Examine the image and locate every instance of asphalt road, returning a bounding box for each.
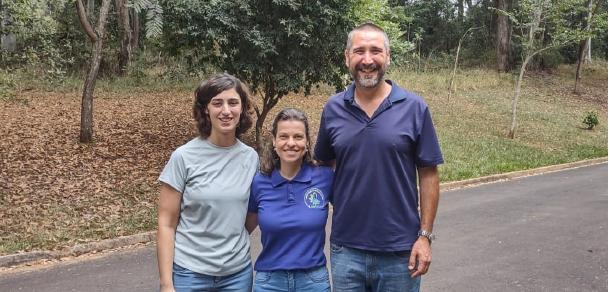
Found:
[0,163,606,292]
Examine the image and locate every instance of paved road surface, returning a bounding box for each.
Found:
[0,163,606,291]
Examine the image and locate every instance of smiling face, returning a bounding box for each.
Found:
[206,88,243,139]
[273,120,308,167]
[345,30,391,88]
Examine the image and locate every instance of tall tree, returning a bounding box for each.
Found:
[163,0,354,150]
[86,0,94,18]
[458,0,464,22]
[496,0,511,72]
[574,0,603,93]
[0,0,16,52]
[500,0,591,138]
[116,0,132,75]
[130,10,139,49]
[76,0,112,143]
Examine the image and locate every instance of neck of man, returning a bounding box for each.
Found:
[278,161,302,180]
[354,80,392,104]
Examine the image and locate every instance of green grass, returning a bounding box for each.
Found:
[387,67,608,182]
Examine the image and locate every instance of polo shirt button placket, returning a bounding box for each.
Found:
[288,183,294,202]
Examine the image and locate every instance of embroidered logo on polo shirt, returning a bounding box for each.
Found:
[304,188,325,209]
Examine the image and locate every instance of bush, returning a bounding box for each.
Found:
[0,71,19,101]
[582,110,600,130]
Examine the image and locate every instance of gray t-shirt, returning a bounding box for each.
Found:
[159,137,259,276]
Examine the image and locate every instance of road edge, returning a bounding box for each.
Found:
[1,157,607,268]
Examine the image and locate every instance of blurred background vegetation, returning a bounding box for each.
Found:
[0,0,606,95]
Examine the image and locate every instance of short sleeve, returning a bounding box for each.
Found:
[314,108,335,162]
[414,107,444,167]
[158,150,187,193]
[248,176,259,213]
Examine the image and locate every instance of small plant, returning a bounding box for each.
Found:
[0,71,19,101]
[582,110,600,130]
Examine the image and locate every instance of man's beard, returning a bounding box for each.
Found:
[351,63,386,88]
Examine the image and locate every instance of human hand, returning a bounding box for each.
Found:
[408,236,432,278]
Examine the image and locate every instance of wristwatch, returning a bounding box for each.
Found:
[418,230,436,244]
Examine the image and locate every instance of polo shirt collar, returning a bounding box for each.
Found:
[271,164,313,187]
[344,80,407,103]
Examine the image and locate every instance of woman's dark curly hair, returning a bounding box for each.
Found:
[192,73,254,139]
[260,108,319,176]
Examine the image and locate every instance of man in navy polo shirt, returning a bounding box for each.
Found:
[315,23,444,292]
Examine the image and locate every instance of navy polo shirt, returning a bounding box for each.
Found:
[248,164,334,271]
[315,80,444,252]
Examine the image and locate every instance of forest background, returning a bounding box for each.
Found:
[0,0,607,255]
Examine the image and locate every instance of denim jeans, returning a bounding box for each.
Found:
[172,262,253,292]
[330,243,421,292]
[253,265,331,292]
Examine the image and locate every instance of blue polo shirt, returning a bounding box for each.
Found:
[315,80,444,252]
[248,164,333,271]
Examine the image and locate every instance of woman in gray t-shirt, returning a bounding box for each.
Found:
[157,73,259,292]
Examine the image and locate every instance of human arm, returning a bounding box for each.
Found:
[245,213,258,234]
[157,183,182,292]
[409,165,440,278]
[321,159,336,170]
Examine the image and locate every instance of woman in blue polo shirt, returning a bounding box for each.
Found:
[246,108,333,292]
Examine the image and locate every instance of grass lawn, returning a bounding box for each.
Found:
[0,63,607,255]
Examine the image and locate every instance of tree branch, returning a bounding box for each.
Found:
[76,0,98,42]
[96,0,113,34]
[527,41,570,62]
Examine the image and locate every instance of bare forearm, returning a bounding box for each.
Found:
[157,183,182,290]
[157,225,176,289]
[418,166,440,232]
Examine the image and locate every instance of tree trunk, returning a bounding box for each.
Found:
[574,0,603,93]
[574,39,588,93]
[131,10,139,49]
[584,0,592,63]
[508,57,529,139]
[509,5,541,139]
[255,116,265,153]
[255,104,272,152]
[0,2,16,53]
[496,0,510,72]
[116,0,132,76]
[254,77,282,152]
[86,0,94,18]
[77,0,112,143]
[490,0,498,39]
[80,40,104,143]
[458,0,464,22]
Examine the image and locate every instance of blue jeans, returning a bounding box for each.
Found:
[172,262,253,292]
[330,243,421,292]
[253,265,331,292]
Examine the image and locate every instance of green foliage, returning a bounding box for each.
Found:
[0,0,88,79]
[582,110,600,129]
[504,0,592,55]
[401,0,462,56]
[127,0,163,38]
[0,71,19,100]
[161,0,355,103]
[348,0,414,65]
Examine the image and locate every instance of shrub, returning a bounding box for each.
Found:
[0,71,19,101]
[582,110,600,130]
